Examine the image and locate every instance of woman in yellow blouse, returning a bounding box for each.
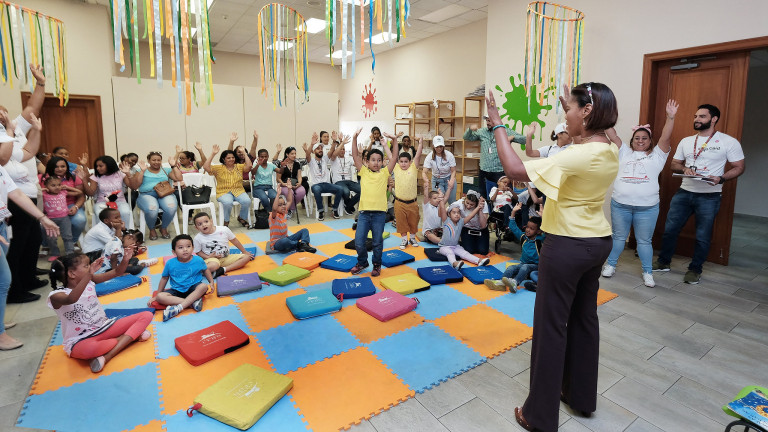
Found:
[202,144,253,227]
[487,83,619,432]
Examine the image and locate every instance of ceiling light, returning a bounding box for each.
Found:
[326,50,353,59]
[418,4,470,23]
[364,32,394,45]
[298,18,326,34]
[267,41,295,50]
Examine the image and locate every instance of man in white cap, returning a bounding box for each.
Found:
[303,139,343,221]
[464,115,526,199]
[524,122,572,158]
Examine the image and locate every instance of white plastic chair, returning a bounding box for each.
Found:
[90,193,135,230]
[177,173,217,234]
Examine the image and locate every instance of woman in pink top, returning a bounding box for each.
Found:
[79,155,133,225]
[41,156,87,241]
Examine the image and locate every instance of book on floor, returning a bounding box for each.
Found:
[727,389,768,428]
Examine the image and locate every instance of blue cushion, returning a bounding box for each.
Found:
[320,254,357,272]
[417,265,464,285]
[460,266,503,285]
[94,275,143,296]
[285,289,342,319]
[424,248,449,262]
[381,250,415,268]
[103,307,155,319]
[332,277,376,299]
[229,246,258,256]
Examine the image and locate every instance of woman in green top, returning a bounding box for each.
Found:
[487,83,619,432]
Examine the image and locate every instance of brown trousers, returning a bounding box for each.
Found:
[522,234,611,432]
[394,200,419,235]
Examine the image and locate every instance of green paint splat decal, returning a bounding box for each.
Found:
[496,74,555,150]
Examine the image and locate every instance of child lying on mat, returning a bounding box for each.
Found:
[193,212,255,279]
[438,192,490,269]
[268,193,316,253]
[485,205,544,293]
[150,234,214,322]
[48,249,153,373]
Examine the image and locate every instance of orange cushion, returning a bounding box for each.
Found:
[282,252,328,270]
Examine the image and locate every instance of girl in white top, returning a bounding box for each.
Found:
[524,122,572,158]
[602,99,679,287]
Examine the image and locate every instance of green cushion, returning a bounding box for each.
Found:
[368,231,390,239]
[260,264,311,286]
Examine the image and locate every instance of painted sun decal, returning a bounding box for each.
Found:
[362,82,377,118]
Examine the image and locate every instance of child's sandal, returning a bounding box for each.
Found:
[90,356,106,373]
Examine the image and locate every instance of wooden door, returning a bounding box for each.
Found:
[20,93,104,163]
[648,51,750,265]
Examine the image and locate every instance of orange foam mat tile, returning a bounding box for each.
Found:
[597,289,618,306]
[335,304,426,344]
[297,267,345,287]
[100,280,154,306]
[448,279,508,302]
[238,288,306,333]
[225,255,278,276]
[337,228,356,238]
[433,304,533,358]
[30,327,157,395]
[295,222,334,235]
[157,337,272,415]
[473,252,513,266]
[234,232,255,246]
[317,241,355,260]
[127,419,165,432]
[151,291,234,322]
[287,346,415,432]
[376,265,418,281]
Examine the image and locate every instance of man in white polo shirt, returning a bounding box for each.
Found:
[653,104,745,284]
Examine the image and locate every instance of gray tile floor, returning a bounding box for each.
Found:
[1,213,766,432]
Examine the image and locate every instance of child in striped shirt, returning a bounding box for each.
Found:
[268,193,316,253]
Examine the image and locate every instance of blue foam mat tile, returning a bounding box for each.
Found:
[245,229,272,243]
[301,280,334,293]
[146,243,171,259]
[154,304,250,359]
[404,285,478,320]
[485,289,536,326]
[228,284,307,303]
[366,323,486,393]
[104,307,156,319]
[405,258,446,270]
[320,219,353,230]
[265,250,297,266]
[49,322,62,346]
[164,395,309,432]
[493,260,519,273]
[103,296,154,311]
[256,314,360,374]
[302,230,352,247]
[382,234,401,249]
[17,363,161,432]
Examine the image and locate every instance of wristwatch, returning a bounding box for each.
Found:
[718,177,725,184]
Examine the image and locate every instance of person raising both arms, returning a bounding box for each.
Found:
[463,115,526,199]
[524,122,573,159]
[202,144,253,228]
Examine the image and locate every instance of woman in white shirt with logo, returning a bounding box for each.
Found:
[602,100,678,287]
[422,136,457,202]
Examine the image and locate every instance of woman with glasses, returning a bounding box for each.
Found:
[125,152,183,240]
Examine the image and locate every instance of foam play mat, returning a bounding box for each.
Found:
[18,219,618,432]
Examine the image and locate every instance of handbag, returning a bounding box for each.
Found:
[252,208,269,229]
[182,185,212,204]
[153,180,174,198]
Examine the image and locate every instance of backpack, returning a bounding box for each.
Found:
[252,208,269,229]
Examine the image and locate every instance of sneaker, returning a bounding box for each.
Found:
[301,243,317,253]
[139,330,152,341]
[318,211,325,221]
[521,280,537,292]
[601,265,615,278]
[212,268,226,279]
[478,257,490,266]
[452,261,464,270]
[684,270,701,284]
[163,304,183,322]
[652,260,670,272]
[192,297,204,312]
[642,272,655,287]
[344,206,356,215]
[484,279,507,291]
[400,236,408,249]
[409,237,420,247]
[287,210,294,219]
[371,265,381,277]
[350,264,367,275]
[333,210,341,219]
[502,277,518,293]
[138,258,159,267]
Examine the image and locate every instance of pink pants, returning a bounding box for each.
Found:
[280,186,306,211]
[439,245,480,265]
[70,311,153,360]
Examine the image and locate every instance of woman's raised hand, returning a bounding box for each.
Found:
[229,132,238,142]
[138,160,148,171]
[194,141,203,151]
[119,161,131,174]
[311,132,319,145]
[253,130,259,141]
[525,122,537,138]
[331,130,338,142]
[29,113,42,131]
[175,144,183,154]
[211,144,220,155]
[354,126,363,136]
[485,91,503,127]
[275,143,282,154]
[559,83,571,111]
[168,155,178,167]
[666,99,679,119]
[79,153,89,166]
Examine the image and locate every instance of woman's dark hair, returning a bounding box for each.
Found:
[550,131,558,141]
[49,253,88,290]
[51,146,68,155]
[45,156,74,181]
[465,193,479,204]
[93,155,119,177]
[320,131,329,139]
[365,149,383,161]
[181,151,196,162]
[570,82,618,132]
[283,147,296,159]
[371,126,381,134]
[232,146,247,163]
[398,152,412,161]
[219,150,236,164]
[120,152,138,162]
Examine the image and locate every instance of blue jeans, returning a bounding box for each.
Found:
[0,222,11,334]
[657,189,721,273]
[431,176,456,203]
[503,263,538,284]
[217,192,251,222]
[607,199,660,273]
[311,182,343,212]
[355,211,386,267]
[273,228,310,252]
[335,180,361,209]
[252,184,277,212]
[137,191,178,229]
[69,205,87,240]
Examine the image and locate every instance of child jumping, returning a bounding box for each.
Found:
[193,212,254,278]
[153,234,214,321]
[485,204,545,293]
[268,193,317,253]
[392,136,424,249]
[350,126,399,276]
[438,191,490,269]
[42,175,80,257]
[48,250,153,373]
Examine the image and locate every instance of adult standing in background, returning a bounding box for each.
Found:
[329,133,359,215]
[463,115,526,199]
[524,122,572,158]
[422,136,457,203]
[489,83,619,432]
[653,104,745,284]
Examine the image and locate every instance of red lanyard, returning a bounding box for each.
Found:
[692,132,716,166]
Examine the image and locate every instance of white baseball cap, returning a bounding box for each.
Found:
[554,123,567,135]
[433,135,445,147]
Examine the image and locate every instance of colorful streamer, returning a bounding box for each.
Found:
[257,3,309,108]
[523,2,583,113]
[0,1,68,105]
[109,0,215,115]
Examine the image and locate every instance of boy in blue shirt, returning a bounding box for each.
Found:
[150,234,214,321]
[485,203,545,293]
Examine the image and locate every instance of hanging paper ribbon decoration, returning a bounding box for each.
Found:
[0,1,69,105]
[523,2,583,113]
[257,3,309,108]
[109,0,215,115]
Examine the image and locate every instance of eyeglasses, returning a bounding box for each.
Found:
[586,83,594,106]
[149,151,162,156]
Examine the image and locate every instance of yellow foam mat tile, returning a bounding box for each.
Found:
[100,279,153,306]
[335,304,426,344]
[337,228,356,238]
[448,279,508,302]
[433,304,533,358]
[287,347,414,432]
[376,265,417,282]
[597,288,618,305]
[157,337,272,415]
[238,289,306,333]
